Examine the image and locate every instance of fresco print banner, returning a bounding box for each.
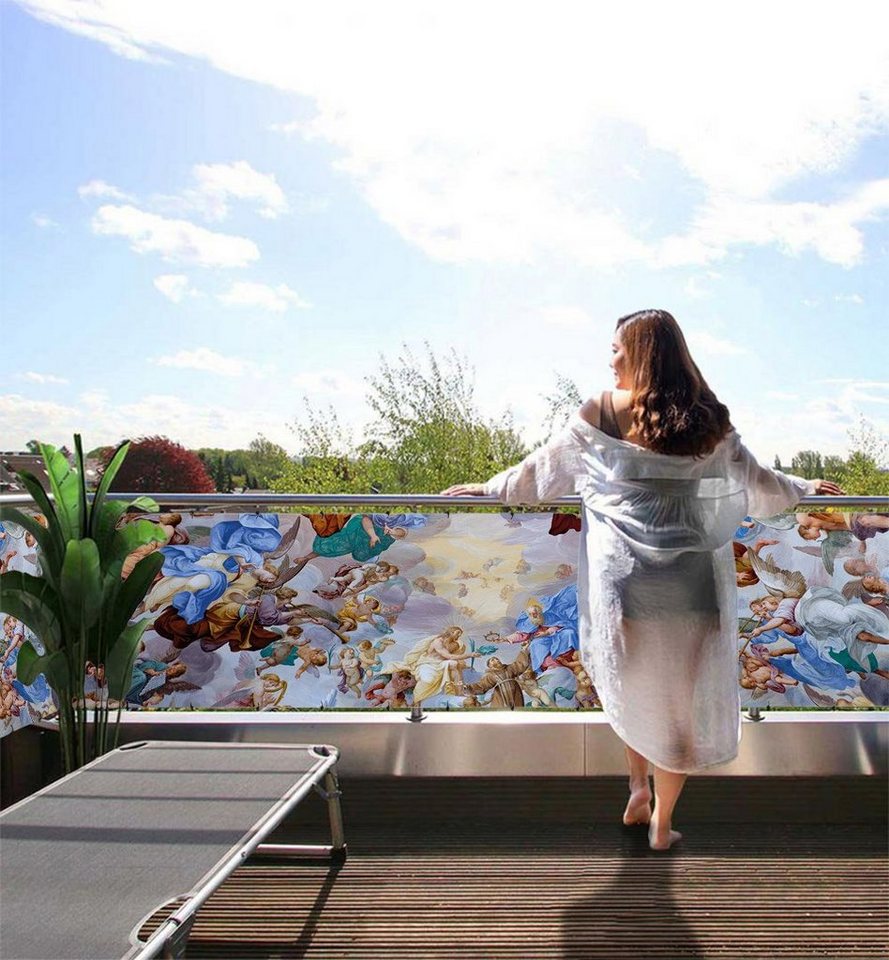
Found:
[2,507,888,736]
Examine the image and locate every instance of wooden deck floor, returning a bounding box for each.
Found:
[149,778,889,960]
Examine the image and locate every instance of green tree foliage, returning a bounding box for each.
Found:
[784,418,888,495]
[790,450,824,479]
[841,418,889,496]
[247,435,291,489]
[196,436,291,491]
[273,344,528,494]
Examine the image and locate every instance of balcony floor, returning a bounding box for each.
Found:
[137,777,887,959]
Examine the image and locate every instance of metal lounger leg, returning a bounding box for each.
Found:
[323,767,347,864]
[254,763,347,864]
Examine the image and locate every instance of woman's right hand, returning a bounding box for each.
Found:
[441,483,487,496]
[812,479,844,496]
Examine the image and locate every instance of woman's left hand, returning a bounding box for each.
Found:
[812,479,845,496]
[441,483,487,496]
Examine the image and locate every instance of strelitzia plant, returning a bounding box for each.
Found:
[0,435,165,773]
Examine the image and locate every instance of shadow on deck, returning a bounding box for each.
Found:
[139,776,887,960]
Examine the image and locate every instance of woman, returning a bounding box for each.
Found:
[444,309,842,850]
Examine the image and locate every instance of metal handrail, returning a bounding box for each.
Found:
[1,491,887,509]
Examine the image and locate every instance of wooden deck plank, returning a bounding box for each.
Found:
[135,778,887,960]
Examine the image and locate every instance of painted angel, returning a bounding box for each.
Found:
[741,540,807,641]
[212,653,287,709]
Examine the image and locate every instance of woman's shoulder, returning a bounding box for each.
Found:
[577,390,630,428]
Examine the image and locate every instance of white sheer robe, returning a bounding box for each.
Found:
[485,416,815,773]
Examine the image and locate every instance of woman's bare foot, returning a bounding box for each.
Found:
[648,820,682,851]
[623,783,652,826]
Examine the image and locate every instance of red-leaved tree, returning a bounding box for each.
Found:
[100,436,216,493]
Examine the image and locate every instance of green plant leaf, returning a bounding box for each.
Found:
[40,443,82,542]
[107,550,164,644]
[128,496,161,512]
[92,500,129,570]
[0,572,63,651]
[16,641,69,690]
[105,620,148,701]
[60,538,103,630]
[0,507,62,588]
[89,440,130,540]
[109,517,167,568]
[13,469,65,556]
[74,434,89,539]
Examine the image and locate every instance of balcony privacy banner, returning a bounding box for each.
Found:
[1,509,887,736]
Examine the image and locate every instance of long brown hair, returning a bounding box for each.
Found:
[615,309,731,457]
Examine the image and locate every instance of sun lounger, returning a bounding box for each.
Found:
[0,740,346,959]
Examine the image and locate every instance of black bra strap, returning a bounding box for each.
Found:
[598,391,622,439]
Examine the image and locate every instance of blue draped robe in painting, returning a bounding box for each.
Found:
[514,584,580,673]
[159,514,282,625]
[312,513,426,562]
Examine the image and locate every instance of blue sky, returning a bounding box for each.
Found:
[2,1,888,463]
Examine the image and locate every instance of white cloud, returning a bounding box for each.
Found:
[658,181,889,268]
[30,213,60,229]
[0,391,294,452]
[186,161,288,221]
[834,293,864,304]
[685,331,748,357]
[153,273,199,303]
[78,179,136,202]
[218,280,310,312]
[154,348,254,376]
[16,1,889,270]
[91,204,259,268]
[22,371,69,385]
[733,380,889,463]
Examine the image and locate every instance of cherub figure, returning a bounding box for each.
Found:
[516,668,553,707]
[744,596,804,640]
[313,560,399,601]
[356,637,396,674]
[120,512,189,581]
[739,540,808,642]
[214,656,288,709]
[574,669,599,709]
[139,663,198,707]
[1,616,25,667]
[331,647,365,697]
[336,595,392,635]
[364,669,416,708]
[739,642,800,694]
[0,667,26,725]
[256,628,306,672]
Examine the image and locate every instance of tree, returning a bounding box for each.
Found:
[246,435,291,489]
[363,343,527,492]
[790,450,823,479]
[841,418,889,496]
[99,436,215,493]
[274,344,528,494]
[273,403,380,494]
[783,419,888,495]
